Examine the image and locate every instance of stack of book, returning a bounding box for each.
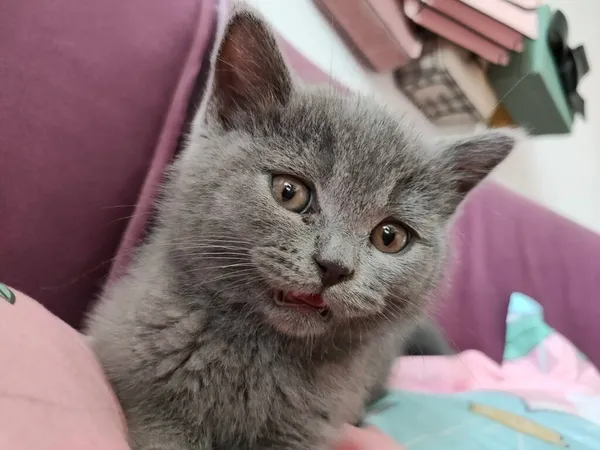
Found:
[394,38,501,130]
[397,4,589,135]
[314,0,424,71]
[314,0,543,71]
[315,1,589,135]
[403,0,542,65]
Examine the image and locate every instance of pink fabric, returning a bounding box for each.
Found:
[0,289,129,449]
[389,346,600,418]
[367,315,600,447]
[336,426,404,450]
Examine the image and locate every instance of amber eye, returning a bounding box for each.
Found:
[271,175,312,213]
[370,221,410,253]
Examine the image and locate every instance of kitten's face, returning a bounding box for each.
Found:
[172,96,451,337]
[163,10,517,338]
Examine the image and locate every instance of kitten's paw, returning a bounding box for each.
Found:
[336,425,404,450]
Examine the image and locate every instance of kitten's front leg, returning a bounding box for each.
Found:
[130,435,191,450]
[248,440,330,450]
[133,436,330,450]
[132,435,218,450]
[134,424,332,450]
[249,417,336,450]
[130,438,192,450]
[127,419,204,450]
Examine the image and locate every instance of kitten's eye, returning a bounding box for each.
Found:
[370,221,409,253]
[271,175,311,213]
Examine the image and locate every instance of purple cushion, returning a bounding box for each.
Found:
[0,0,218,327]
[437,182,600,367]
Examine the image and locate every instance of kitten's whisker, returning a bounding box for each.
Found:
[40,255,118,290]
[100,204,143,210]
[169,244,252,252]
[193,269,257,286]
[194,256,250,261]
[202,263,255,271]
[168,233,254,240]
[167,240,254,248]
[187,250,250,255]
[186,273,252,288]
[169,252,250,259]
[167,253,240,262]
[173,234,253,244]
[179,233,255,240]
[490,71,532,118]
[221,276,264,294]
[107,214,138,226]
[169,241,250,250]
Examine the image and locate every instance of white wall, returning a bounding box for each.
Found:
[494,0,600,233]
[247,0,600,233]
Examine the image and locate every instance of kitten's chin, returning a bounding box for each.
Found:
[262,291,332,338]
[264,309,330,338]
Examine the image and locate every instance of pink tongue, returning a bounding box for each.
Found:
[287,293,326,308]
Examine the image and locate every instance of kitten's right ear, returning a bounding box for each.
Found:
[433,128,522,213]
[199,6,293,128]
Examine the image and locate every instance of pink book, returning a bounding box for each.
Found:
[366,0,423,59]
[422,0,524,52]
[315,0,423,71]
[458,0,538,39]
[404,0,510,66]
[506,0,544,10]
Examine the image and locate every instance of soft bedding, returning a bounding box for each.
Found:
[1,285,597,449]
[365,293,600,449]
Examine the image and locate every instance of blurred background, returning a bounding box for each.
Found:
[247,0,600,234]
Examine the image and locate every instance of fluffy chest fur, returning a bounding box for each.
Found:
[90,269,395,450]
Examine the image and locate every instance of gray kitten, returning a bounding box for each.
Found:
[87,7,518,450]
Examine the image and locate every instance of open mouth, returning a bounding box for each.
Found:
[273,291,330,318]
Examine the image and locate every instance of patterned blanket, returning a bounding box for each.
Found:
[364,293,600,449]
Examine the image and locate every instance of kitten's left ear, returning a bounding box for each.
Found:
[436,128,522,202]
[200,6,293,128]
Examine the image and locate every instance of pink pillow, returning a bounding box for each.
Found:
[0,285,129,449]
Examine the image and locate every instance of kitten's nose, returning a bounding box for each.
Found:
[314,256,354,287]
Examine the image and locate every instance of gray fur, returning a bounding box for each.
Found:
[86,6,519,450]
[402,317,455,357]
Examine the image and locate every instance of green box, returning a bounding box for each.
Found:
[488,6,573,135]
